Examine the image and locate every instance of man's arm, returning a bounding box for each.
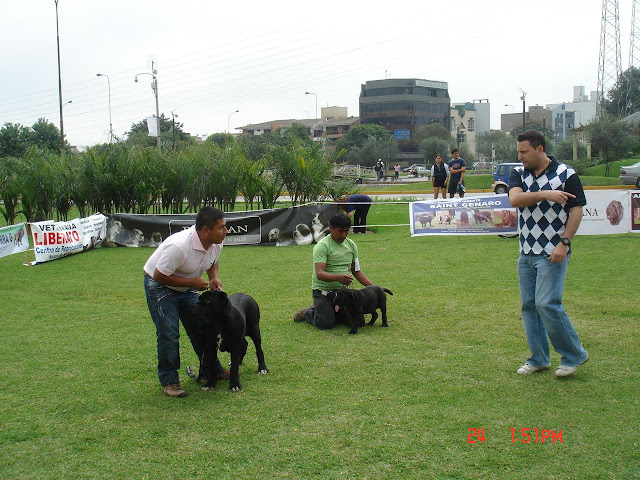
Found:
[206,262,222,290]
[549,206,583,263]
[509,187,576,208]
[351,264,373,287]
[153,269,209,290]
[315,262,353,286]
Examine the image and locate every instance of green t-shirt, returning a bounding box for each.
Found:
[311,234,359,291]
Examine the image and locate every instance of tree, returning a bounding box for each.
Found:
[585,115,636,176]
[335,124,392,152]
[476,130,517,162]
[334,124,396,166]
[126,113,193,148]
[419,138,450,164]
[413,123,450,144]
[0,122,31,157]
[604,66,640,117]
[30,118,64,153]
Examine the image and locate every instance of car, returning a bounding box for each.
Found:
[473,161,491,170]
[402,164,429,176]
[619,161,640,188]
[491,162,522,194]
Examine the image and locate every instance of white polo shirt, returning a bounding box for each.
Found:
[143,225,223,292]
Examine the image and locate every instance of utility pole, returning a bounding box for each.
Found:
[54,0,65,152]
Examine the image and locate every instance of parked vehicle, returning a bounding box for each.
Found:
[619,161,640,188]
[402,164,429,176]
[491,162,522,194]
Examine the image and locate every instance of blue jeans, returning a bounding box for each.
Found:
[144,275,222,386]
[517,254,588,367]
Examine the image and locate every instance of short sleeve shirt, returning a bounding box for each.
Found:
[448,158,466,183]
[311,235,358,291]
[343,194,372,213]
[508,155,586,256]
[143,225,223,292]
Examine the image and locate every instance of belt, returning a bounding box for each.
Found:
[313,289,340,297]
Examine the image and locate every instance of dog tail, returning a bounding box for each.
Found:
[383,288,393,296]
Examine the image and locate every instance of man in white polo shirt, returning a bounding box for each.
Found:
[143,206,229,397]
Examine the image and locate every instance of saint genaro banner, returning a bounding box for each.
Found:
[104,203,339,248]
[410,190,638,237]
[0,223,29,259]
[29,214,107,264]
[410,195,517,236]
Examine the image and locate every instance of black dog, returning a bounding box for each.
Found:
[334,285,393,334]
[193,290,268,391]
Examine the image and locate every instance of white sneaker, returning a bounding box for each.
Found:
[517,363,550,375]
[555,355,589,377]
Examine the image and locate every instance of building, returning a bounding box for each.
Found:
[546,87,597,141]
[449,101,491,157]
[501,105,552,133]
[237,106,359,144]
[359,78,451,161]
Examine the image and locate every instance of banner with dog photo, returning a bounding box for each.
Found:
[29,214,107,265]
[631,191,640,232]
[410,194,517,236]
[105,203,339,248]
[0,223,29,259]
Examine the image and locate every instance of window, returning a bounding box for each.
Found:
[468,118,475,132]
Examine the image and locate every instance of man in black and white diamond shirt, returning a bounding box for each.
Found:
[508,130,589,378]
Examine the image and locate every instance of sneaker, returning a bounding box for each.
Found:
[216,369,230,380]
[294,308,309,323]
[162,383,187,398]
[517,363,550,375]
[555,355,589,377]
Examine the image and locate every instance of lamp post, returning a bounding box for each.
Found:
[305,91,318,137]
[54,0,65,152]
[96,73,113,143]
[505,104,515,131]
[227,109,239,135]
[171,109,178,150]
[520,90,527,133]
[62,100,72,109]
[456,122,466,148]
[135,60,160,147]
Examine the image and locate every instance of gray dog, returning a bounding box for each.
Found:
[333,285,393,334]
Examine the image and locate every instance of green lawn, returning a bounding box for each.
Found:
[0,204,638,479]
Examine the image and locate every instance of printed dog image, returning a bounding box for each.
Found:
[333,285,394,335]
[473,209,493,224]
[293,223,313,245]
[14,227,25,246]
[419,213,434,227]
[606,200,623,226]
[496,210,516,228]
[311,213,328,242]
[193,290,268,392]
[459,210,470,227]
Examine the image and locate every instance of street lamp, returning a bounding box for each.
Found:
[135,60,160,147]
[227,109,239,135]
[96,73,113,143]
[171,108,178,150]
[505,103,515,131]
[305,91,318,136]
[520,89,527,132]
[54,0,65,152]
[62,100,72,109]
[456,122,466,148]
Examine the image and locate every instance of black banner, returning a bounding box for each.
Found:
[105,204,339,247]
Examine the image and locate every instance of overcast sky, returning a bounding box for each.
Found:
[0,0,629,148]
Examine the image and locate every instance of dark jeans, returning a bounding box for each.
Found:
[305,289,347,329]
[144,275,222,386]
[352,205,370,234]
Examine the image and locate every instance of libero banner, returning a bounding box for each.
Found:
[0,223,29,259]
[29,214,107,264]
[105,203,339,247]
[410,190,637,237]
[410,194,517,236]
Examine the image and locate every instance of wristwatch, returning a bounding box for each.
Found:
[560,237,571,247]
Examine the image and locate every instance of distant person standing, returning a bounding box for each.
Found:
[447,148,466,198]
[338,193,372,234]
[394,163,401,181]
[374,160,382,180]
[430,154,449,199]
[508,130,589,378]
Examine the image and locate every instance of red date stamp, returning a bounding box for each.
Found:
[467,428,563,444]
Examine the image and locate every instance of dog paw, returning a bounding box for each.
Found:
[382,324,389,327]
[230,386,242,392]
[258,368,269,374]
[202,386,215,391]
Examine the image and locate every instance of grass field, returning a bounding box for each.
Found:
[1,204,638,479]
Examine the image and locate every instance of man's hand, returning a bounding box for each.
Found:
[191,277,210,291]
[337,274,353,286]
[550,243,569,263]
[209,278,222,290]
[545,190,576,204]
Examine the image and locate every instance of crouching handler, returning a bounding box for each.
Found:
[143,206,229,398]
[293,213,374,329]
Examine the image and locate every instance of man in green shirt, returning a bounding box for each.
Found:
[294,214,374,329]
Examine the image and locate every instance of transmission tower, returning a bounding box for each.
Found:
[624,0,640,115]
[597,0,622,116]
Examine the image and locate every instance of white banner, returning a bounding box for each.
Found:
[0,223,29,258]
[30,214,107,265]
[576,190,631,235]
[147,116,158,137]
